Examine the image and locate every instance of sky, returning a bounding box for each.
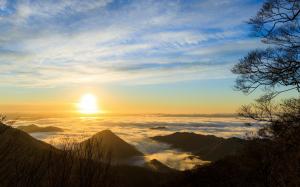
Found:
[0,0,267,114]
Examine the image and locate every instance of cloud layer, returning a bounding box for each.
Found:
[13,115,259,170]
[0,0,262,87]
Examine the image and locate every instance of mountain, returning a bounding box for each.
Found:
[0,123,59,186]
[0,123,56,156]
[0,123,169,187]
[144,159,175,173]
[151,132,246,161]
[149,126,168,130]
[17,124,63,133]
[79,130,143,161]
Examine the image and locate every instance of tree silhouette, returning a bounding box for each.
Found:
[230,1,300,185]
[232,0,300,96]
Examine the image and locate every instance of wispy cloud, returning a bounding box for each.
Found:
[0,0,6,10]
[0,0,263,87]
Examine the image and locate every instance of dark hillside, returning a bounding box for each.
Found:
[152,132,246,161]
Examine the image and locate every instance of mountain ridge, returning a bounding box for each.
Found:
[17,124,64,133]
[151,132,246,161]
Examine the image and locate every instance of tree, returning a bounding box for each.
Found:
[232,0,300,96]
[231,0,300,140]
[238,96,300,138]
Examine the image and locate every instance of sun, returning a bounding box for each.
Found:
[77,93,100,114]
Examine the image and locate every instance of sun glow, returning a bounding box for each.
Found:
[77,93,99,114]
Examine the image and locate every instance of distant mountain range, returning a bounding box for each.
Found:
[17,124,64,133]
[4,122,246,163]
[151,132,246,161]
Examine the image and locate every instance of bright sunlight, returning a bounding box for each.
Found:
[77,93,99,114]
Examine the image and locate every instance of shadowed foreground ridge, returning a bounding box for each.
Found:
[0,122,57,155]
[0,123,114,187]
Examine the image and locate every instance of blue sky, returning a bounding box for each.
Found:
[0,0,266,114]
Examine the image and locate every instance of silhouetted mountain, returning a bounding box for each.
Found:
[79,130,143,161]
[0,123,59,186]
[3,123,285,187]
[144,159,175,173]
[0,123,171,187]
[17,124,63,133]
[166,133,300,187]
[149,126,168,130]
[0,123,56,155]
[151,132,246,161]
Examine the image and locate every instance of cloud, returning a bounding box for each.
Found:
[7,0,112,21]
[145,150,207,170]
[0,0,6,10]
[0,0,263,87]
[13,115,258,169]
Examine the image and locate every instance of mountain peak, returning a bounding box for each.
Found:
[80,129,143,160]
[94,129,115,137]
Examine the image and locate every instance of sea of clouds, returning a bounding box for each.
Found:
[12,115,258,170]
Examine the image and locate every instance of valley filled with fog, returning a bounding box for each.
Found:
[12,114,258,170]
